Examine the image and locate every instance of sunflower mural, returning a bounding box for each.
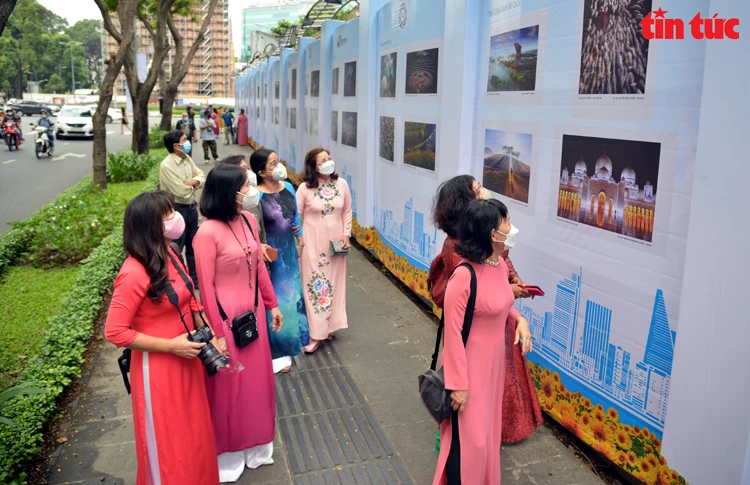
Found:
[528,363,687,485]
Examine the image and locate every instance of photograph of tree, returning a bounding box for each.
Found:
[405,48,439,95]
[292,69,297,99]
[342,111,358,148]
[483,129,532,203]
[403,121,437,171]
[578,0,652,95]
[344,61,357,97]
[379,116,395,161]
[311,70,320,97]
[557,134,661,242]
[331,111,338,142]
[380,52,397,98]
[487,26,539,92]
[332,67,339,95]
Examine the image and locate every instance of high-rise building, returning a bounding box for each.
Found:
[241,0,317,62]
[102,0,235,100]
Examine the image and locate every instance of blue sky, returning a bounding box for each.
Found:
[485,129,533,162]
[489,25,539,58]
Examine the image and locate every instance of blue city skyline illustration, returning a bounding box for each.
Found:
[374,193,437,269]
[340,165,357,219]
[519,268,675,436]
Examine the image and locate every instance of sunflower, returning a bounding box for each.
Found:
[614,430,632,449]
[653,436,662,448]
[633,425,641,434]
[561,414,582,437]
[657,469,673,485]
[544,401,554,412]
[642,426,651,437]
[540,375,556,399]
[607,407,619,420]
[592,440,616,461]
[594,409,606,423]
[648,456,658,468]
[559,401,575,418]
[623,424,632,433]
[579,412,593,427]
[615,451,628,466]
[596,403,605,412]
[552,372,560,383]
[658,455,666,466]
[627,452,637,465]
[640,460,652,473]
[591,422,610,443]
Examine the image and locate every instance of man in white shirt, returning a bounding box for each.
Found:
[198,109,219,164]
[159,130,206,285]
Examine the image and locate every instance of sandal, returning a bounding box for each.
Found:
[304,341,320,354]
[280,365,291,374]
[326,334,334,341]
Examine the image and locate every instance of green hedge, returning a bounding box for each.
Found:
[0,154,164,482]
[0,229,126,482]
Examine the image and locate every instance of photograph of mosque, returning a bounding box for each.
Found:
[579,0,652,95]
[557,134,661,242]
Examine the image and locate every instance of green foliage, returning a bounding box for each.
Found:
[0,229,127,483]
[271,19,295,36]
[149,125,169,149]
[45,73,65,94]
[107,151,159,183]
[0,267,79,391]
[0,383,45,427]
[0,229,32,281]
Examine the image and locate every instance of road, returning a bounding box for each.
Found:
[0,114,177,234]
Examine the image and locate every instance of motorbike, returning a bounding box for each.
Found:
[3,120,20,151]
[32,125,53,158]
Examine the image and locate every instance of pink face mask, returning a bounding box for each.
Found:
[163,212,185,240]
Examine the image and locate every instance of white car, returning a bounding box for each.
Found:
[88,105,123,124]
[56,106,94,140]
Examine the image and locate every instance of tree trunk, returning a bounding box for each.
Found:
[131,90,151,154]
[159,83,178,131]
[0,0,19,38]
[92,72,115,189]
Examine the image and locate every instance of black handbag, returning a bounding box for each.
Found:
[418,263,477,423]
[217,214,260,348]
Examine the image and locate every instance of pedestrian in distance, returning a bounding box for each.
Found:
[199,109,219,164]
[121,107,131,135]
[432,198,533,485]
[237,109,248,146]
[193,164,284,483]
[222,109,235,145]
[176,111,198,157]
[158,130,205,288]
[104,191,220,485]
[296,148,352,354]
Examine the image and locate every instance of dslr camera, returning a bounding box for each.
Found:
[189,325,228,377]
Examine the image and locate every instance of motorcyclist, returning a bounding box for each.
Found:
[2,108,23,142]
[33,108,55,152]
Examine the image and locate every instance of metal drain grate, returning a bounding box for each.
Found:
[276,342,413,485]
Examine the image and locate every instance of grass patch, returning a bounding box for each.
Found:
[0,266,79,391]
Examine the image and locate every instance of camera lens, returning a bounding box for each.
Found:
[188,326,226,377]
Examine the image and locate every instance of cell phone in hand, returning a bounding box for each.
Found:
[520,285,545,297]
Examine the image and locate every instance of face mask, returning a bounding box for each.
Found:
[271,163,287,181]
[482,187,494,200]
[163,212,185,240]
[237,186,260,210]
[495,224,519,250]
[247,170,258,187]
[41,115,47,119]
[180,140,191,154]
[318,160,335,175]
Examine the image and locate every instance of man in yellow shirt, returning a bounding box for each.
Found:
[159,130,206,286]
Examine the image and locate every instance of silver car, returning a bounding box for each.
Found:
[56,106,94,140]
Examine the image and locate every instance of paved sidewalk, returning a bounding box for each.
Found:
[44,244,603,485]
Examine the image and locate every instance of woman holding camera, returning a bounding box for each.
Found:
[105,191,219,485]
[193,164,284,483]
[296,148,352,354]
[432,199,533,485]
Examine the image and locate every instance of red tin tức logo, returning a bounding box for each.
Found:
[640,8,740,40]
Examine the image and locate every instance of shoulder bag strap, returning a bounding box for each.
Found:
[428,262,478,370]
[240,214,260,312]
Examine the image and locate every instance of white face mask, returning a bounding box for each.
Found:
[318,160,335,175]
[247,170,258,187]
[271,163,287,181]
[237,186,260,210]
[494,224,519,250]
[482,187,494,200]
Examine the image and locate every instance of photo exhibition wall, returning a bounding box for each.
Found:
[236,1,750,484]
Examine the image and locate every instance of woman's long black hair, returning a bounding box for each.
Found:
[455,199,508,263]
[200,164,247,222]
[123,191,174,300]
[432,175,476,239]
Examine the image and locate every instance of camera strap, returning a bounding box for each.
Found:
[216,214,260,326]
[166,249,210,334]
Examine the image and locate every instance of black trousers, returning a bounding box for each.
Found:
[446,409,461,484]
[173,202,199,287]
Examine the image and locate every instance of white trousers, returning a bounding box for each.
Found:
[217,442,273,483]
[272,356,292,374]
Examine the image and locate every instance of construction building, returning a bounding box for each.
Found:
[102,0,235,101]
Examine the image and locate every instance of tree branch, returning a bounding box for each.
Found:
[94,0,122,43]
[169,0,219,85]
[165,8,184,77]
[137,11,156,39]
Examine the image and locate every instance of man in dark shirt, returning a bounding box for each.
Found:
[175,111,197,157]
